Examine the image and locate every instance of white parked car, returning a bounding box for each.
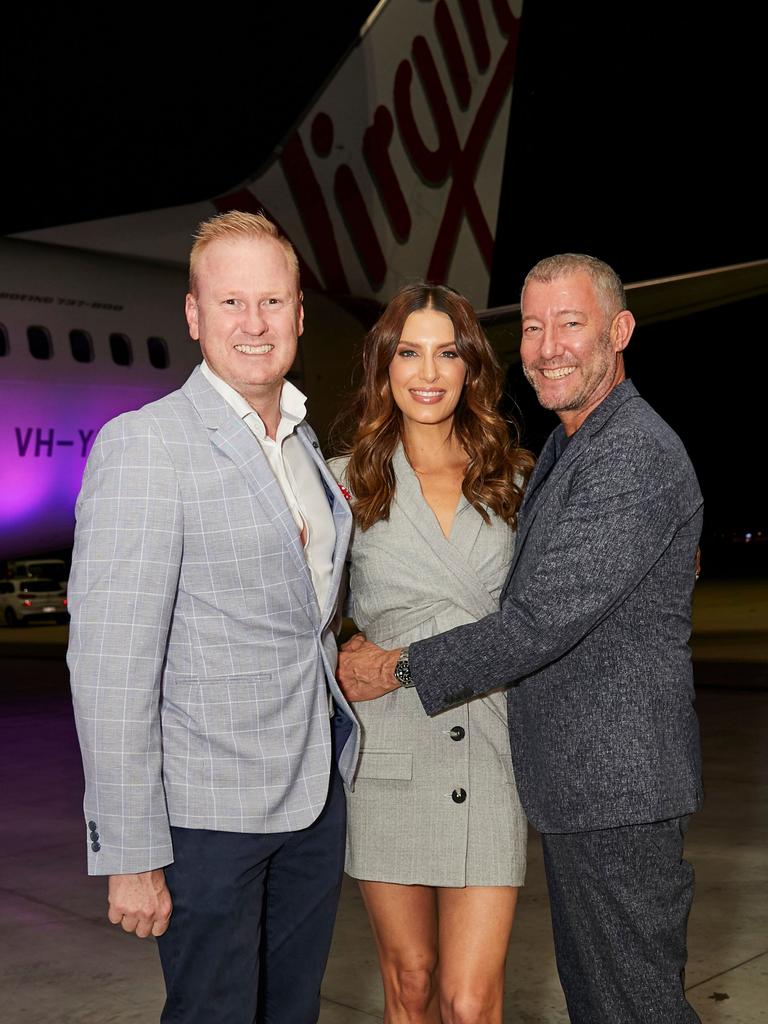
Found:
[6,559,69,591]
[0,578,69,626]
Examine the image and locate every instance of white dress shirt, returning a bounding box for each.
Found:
[201,361,335,612]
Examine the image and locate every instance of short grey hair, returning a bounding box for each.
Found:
[522,254,627,320]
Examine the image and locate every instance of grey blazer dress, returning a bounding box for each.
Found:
[330,446,527,887]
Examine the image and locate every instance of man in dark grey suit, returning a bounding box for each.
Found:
[339,254,703,1023]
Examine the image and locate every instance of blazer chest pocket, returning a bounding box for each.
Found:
[164,673,274,732]
[356,751,412,781]
[169,672,273,687]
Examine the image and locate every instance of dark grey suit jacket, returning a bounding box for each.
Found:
[409,381,704,833]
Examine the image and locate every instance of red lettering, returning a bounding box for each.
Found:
[491,0,515,36]
[280,133,350,294]
[427,16,520,283]
[334,165,387,290]
[395,27,518,284]
[311,113,334,157]
[436,1,472,109]
[459,0,490,71]
[394,45,454,186]
[363,107,412,242]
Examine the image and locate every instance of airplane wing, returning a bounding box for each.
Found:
[478,258,768,365]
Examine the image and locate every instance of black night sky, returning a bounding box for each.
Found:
[2,0,765,561]
[488,1,765,560]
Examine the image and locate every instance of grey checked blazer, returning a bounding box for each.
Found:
[410,381,704,833]
[68,366,357,875]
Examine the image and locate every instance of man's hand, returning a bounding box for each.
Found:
[337,634,402,701]
[108,869,173,938]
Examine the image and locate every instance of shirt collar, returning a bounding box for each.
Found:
[201,360,308,442]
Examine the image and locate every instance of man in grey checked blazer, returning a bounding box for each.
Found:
[69,212,357,1023]
[339,255,703,1023]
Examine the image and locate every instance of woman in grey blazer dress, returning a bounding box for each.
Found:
[330,283,533,1024]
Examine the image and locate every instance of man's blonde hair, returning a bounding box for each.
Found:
[188,211,300,293]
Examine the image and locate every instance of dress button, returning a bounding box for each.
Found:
[91,842,101,852]
[449,726,465,741]
[451,788,467,803]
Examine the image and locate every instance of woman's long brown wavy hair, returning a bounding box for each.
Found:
[339,283,534,531]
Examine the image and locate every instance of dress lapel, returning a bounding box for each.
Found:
[392,445,499,618]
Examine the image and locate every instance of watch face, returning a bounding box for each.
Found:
[394,651,413,687]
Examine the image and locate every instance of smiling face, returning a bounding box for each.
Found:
[520,271,635,434]
[185,235,303,406]
[388,308,467,430]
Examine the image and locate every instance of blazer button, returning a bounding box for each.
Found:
[449,726,465,741]
[451,788,467,803]
[88,820,97,830]
[90,831,99,842]
[91,842,101,852]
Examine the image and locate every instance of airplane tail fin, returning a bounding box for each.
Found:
[17,0,524,308]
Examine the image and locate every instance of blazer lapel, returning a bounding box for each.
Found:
[182,366,355,626]
[502,379,642,593]
[507,426,565,578]
[520,429,559,515]
[182,367,309,582]
[296,423,353,626]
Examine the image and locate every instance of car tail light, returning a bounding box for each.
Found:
[63,598,68,607]
[22,599,33,607]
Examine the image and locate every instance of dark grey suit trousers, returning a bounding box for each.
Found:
[541,817,700,1024]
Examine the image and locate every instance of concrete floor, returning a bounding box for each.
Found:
[1,582,766,1022]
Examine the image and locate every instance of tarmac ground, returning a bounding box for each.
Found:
[1,578,766,1022]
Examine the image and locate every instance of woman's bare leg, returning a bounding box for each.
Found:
[358,880,441,1023]
[436,886,519,1024]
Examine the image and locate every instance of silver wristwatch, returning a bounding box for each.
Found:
[393,646,415,687]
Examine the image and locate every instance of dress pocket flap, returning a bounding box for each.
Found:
[356,750,413,781]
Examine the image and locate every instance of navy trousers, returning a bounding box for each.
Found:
[541,817,700,1024]
[157,757,346,1024]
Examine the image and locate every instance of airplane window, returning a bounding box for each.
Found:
[0,323,8,356]
[147,336,169,369]
[70,329,94,363]
[28,326,52,360]
[109,333,133,366]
